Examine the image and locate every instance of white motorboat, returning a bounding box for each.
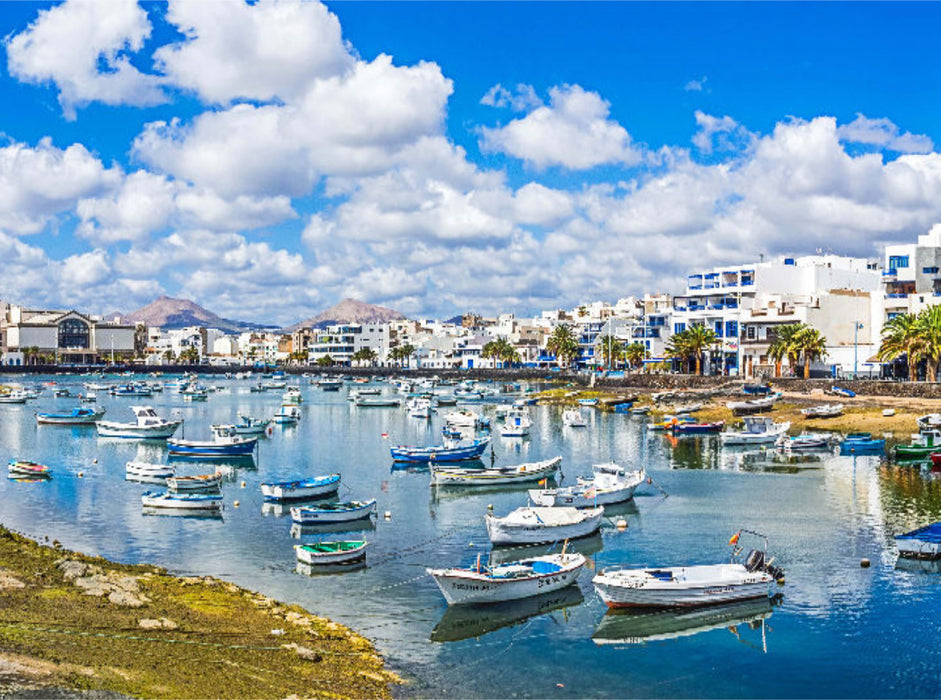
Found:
[917,413,941,431]
[125,461,175,484]
[528,463,645,508]
[486,506,604,545]
[96,406,183,439]
[283,387,303,404]
[0,390,29,404]
[720,417,791,446]
[592,530,784,608]
[427,551,586,605]
[562,409,588,428]
[167,473,223,492]
[442,409,487,428]
[778,433,832,451]
[213,415,271,436]
[295,540,368,565]
[273,404,301,424]
[500,407,533,437]
[800,403,844,418]
[431,456,561,487]
[261,473,341,501]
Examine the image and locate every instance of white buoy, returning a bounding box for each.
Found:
[616,519,627,530]
[77,472,84,478]
[240,480,246,488]
[384,510,392,519]
[92,458,98,464]
[233,500,240,508]
[487,504,494,511]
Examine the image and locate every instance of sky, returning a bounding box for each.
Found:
[2,1,941,326]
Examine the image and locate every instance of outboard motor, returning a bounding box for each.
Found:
[744,549,765,572]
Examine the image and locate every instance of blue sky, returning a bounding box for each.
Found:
[1,1,940,325]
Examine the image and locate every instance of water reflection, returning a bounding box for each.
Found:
[290,519,377,538]
[592,595,779,648]
[488,531,604,565]
[296,560,368,577]
[430,585,584,643]
[141,506,224,520]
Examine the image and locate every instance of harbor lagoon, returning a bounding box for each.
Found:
[3,376,941,698]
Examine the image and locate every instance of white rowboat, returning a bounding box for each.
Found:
[431,456,561,487]
[486,506,604,545]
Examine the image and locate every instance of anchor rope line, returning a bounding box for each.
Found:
[0,622,374,656]
[367,523,475,567]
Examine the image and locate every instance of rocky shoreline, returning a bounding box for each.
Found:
[0,526,399,699]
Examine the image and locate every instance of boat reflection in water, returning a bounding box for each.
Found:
[262,493,338,518]
[430,585,584,643]
[141,506,224,521]
[289,519,376,539]
[592,595,779,650]
[894,556,941,574]
[719,447,826,474]
[295,560,367,577]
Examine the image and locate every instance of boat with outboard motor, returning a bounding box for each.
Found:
[719,417,790,446]
[167,425,257,458]
[592,529,784,608]
[391,436,491,463]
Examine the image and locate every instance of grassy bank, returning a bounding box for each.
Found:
[0,526,399,699]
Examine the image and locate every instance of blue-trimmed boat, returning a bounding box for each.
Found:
[290,499,377,524]
[839,432,885,455]
[36,406,105,425]
[390,437,491,463]
[896,522,941,559]
[671,420,724,435]
[167,425,257,459]
[261,473,341,501]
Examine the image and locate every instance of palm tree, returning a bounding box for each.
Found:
[399,343,416,369]
[877,312,922,381]
[163,349,176,364]
[315,354,334,367]
[624,342,646,371]
[482,338,519,368]
[790,326,828,379]
[915,305,941,382]
[667,325,716,375]
[767,324,803,377]
[546,325,579,367]
[352,347,378,367]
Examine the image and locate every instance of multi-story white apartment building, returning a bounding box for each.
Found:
[674,255,881,376]
[881,224,941,320]
[307,323,390,365]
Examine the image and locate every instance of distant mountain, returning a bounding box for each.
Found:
[123,296,276,332]
[286,298,406,331]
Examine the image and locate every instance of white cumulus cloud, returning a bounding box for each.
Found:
[478,84,642,170]
[837,113,934,154]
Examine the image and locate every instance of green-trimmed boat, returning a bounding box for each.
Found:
[294,540,368,565]
[894,430,941,460]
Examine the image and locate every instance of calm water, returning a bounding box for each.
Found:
[3,375,941,698]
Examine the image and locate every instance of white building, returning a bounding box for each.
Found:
[307,323,390,365]
[1,305,136,365]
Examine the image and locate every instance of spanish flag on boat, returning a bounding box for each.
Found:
[729,531,741,546]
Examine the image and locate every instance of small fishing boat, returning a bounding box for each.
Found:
[290,500,378,524]
[800,403,844,418]
[719,417,790,446]
[354,396,401,407]
[630,406,651,416]
[407,397,433,418]
[829,386,856,398]
[8,460,51,478]
[431,456,561,487]
[214,415,271,436]
[0,390,29,404]
[141,491,223,511]
[261,473,341,501]
[125,461,175,484]
[427,550,586,605]
[917,413,941,431]
[283,387,303,404]
[167,473,223,492]
[294,540,368,565]
[726,393,780,416]
[562,409,588,428]
[318,378,344,391]
[578,398,599,407]
[111,384,153,398]
[442,409,487,428]
[391,437,491,463]
[80,392,97,403]
[894,430,941,460]
[500,407,532,437]
[96,406,183,439]
[742,383,772,395]
[36,406,105,425]
[778,433,832,451]
[671,420,724,435]
[486,506,605,545]
[839,432,885,454]
[273,404,301,424]
[592,530,784,608]
[648,415,695,432]
[896,522,941,559]
[167,426,257,458]
[529,463,645,508]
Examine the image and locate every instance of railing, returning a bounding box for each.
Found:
[886,293,908,299]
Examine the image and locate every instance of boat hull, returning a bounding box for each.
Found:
[486,507,604,545]
[261,475,341,501]
[37,409,105,425]
[290,500,377,524]
[96,420,182,439]
[167,437,257,458]
[428,554,585,605]
[593,565,773,608]
[896,522,941,559]
[295,541,367,565]
[529,482,640,508]
[391,439,490,463]
[140,492,223,510]
[431,458,560,487]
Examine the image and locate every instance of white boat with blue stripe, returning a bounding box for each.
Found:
[896,522,941,559]
[261,473,341,501]
[290,499,377,524]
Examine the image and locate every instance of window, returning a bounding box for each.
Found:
[674,323,686,334]
[726,321,738,338]
[58,318,90,349]
[714,321,723,337]
[746,326,756,340]
[889,255,910,269]
[924,267,939,274]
